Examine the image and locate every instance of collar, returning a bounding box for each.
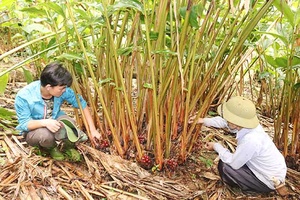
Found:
[236,125,261,140]
[236,128,252,139]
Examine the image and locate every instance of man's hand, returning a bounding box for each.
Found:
[42,119,62,133]
[205,142,215,151]
[90,129,101,146]
[188,115,204,124]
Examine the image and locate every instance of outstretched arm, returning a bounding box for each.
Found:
[189,116,228,128]
[82,106,101,143]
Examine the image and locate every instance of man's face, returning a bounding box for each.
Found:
[49,85,67,97]
[228,122,239,130]
[227,122,241,133]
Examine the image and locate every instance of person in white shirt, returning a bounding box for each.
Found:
[190,96,287,194]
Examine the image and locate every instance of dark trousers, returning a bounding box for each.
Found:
[23,115,75,148]
[218,160,273,193]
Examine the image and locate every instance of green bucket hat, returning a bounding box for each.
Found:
[56,117,88,143]
[217,96,259,129]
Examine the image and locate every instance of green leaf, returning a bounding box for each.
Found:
[22,23,51,34]
[47,37,57,48]
[0,0,15,9]
[274,57,287,68]
[255,31,288,45]
[189,5,203,28]
[0,107,15,120]
[74,8,89,19]
[273,0,295,26]
[143,83,153,89]
[259,71,272,79]
[117,46,134,56]
[42,2,65,18]
[114,87,123,91]
[152,49,177,56]
[208,111,218,116]
[0,73,9,94]
[20,7,47,17]
[199,156,213,168]
[292,56,300,67]
[56,53,83,61]
[295,7,300,26]
[294,82,300,89]
[149,31,159,40]
[74,62,84,75]
[22,68,33,84]
[264,55,289,69]
[99,78,113,86]
[264,55,277,68]
[111,0,144,13]
[180,4,203,28]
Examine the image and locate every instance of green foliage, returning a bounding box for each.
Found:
[199,156,213,168]
[0,107,15,120]
[0,74,9,94]
[22,67,33,83]
[273,0,295,26]
[179,4,203,28]
[111,0,144,13]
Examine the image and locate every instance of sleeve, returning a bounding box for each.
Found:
[63,87,87,109]
[213,138,258,169]
[14,95,32,132]
[203,116,228,128]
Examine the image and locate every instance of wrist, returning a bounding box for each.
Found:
[40,119,46,127]
[198,118,204,124]
[89,126,97,132]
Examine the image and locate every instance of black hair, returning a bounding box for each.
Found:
[40,62,73,87]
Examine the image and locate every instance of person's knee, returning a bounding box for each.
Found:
[39,131,56,148]
[218,160,226,173]
[26,128,56,148]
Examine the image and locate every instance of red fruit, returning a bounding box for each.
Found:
[99,140,110,149]
[138,154,153,169]
[165,159,178,171]
[138,135,146,144]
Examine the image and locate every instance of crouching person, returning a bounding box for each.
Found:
[190,96,287,195]
[14,61,101,161]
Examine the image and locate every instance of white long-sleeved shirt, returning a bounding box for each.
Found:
[203,116,287,189]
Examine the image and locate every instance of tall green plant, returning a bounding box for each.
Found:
[252,0,300,159]
[2,0,290,171]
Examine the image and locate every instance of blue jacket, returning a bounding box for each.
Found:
[15,80,87,132]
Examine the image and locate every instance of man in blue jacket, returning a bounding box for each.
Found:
[15,61,101,161]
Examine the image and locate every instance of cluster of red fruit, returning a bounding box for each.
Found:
[165,159,178,171]
[99,139,110,149]
[138,154,153,169]
[138,135,146,144]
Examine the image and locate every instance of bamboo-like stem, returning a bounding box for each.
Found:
[142,0,163,168]
[101,1,143,158]
[4,0,294,170]
[66,0,124,155]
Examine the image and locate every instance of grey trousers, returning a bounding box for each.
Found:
[23,115,76,148]
[218,160,273,193]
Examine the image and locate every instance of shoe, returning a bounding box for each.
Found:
[32,146,48,157]
[63,139,76,149]
[64,148,81,162]
[49,147,65,161]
